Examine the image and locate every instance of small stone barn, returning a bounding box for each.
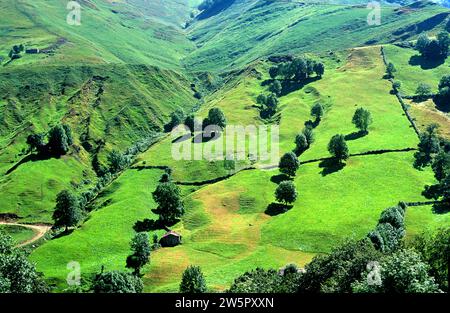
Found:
[159,231,182,247]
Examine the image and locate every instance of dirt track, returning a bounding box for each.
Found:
[0,221,51,247]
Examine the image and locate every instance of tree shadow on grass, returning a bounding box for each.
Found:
[5,152,56,175]
[265,203,293,216]
[270,173,292,184]
[279,77,321,97]
[171,133,192,143]
[344,130,367,141]
[319,158,345,176]
[192,131,222,143]
[409,55,445,70]
[51,228,74,240]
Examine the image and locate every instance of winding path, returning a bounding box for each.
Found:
[0,221,51,247]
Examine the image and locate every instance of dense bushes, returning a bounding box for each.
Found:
[27,124,73,157]
[228,266,302,293]
[367,204,406,253]
[415,32,449,60]
[0,231,48,293]
[92,270,143,293]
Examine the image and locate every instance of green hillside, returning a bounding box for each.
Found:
[0,0,449,294]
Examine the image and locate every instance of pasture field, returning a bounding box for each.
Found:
[0,224,36,245]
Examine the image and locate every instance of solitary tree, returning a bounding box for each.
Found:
[295,133,309,154]
[416,83,432,99]
[386,62,396,79]
[279,152,300,177]
[328,134,349,162]
[179,266,207,293]
[275,180,298,205]
[126,232,151,275]
[414,124,441,168]
[52,190,82,231]
[311,103,324,122]
[184,115,196,135]
[207,108,227,129]
[352,108,373,133]
[302,126,315,147]
[152,182,184,224]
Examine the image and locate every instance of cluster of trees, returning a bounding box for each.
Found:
[269,57,325,82]
[8,44,24,60]
[27,124,73,156]
[0,231,49,293]
[165,108,227,134]
[276,152,300,205]
[368,204,406,253]
[294,126,315,155]
[228,264,302,293]
[227,204,448,293]
[415,32,449,60]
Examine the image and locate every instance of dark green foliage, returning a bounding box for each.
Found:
[228,266,301,293]
[52,190,82,230]
[367,205,406,253]
[416,32,449,60]
[313,62,325,77]
[431,150,450,181]
[310,103,324,122]
[392,80,401,91]
[179,266,207,293]
[411,227,450,291]
[107,150,130,174]
[93,270,143,293]
[297,239,382,293]
[328,134,349,161]
[47,124,73,155]
[0,230,48,293]
[352,108,372,133]
[275,180,298,205]
[294,133,308,154]
[435,75,450,110]
[269,80,282,96]
[269,66,279,79]
[415,83,432,100]
[26,133,46,153]
[352,249,440,293]
[278,152,300,177]
[126,232,151,275]
[276,57,324,82]
[165,109,185,131]
[302,126,314,147]
[206,107,227,129]
[413,124,441,168]
[184,115,196,134]
[152,182,185,223]
[256,93,267,105]
[385,62,396,78]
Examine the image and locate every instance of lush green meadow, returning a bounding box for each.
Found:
[0,224,36,245]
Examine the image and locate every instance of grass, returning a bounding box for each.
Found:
[30,168,165,290]
[0,224,36,245]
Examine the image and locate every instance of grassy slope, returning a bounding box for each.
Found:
[0,0,201,222]
[383,44,450,138]
[185,1,450,72]
[30,45,450,292]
